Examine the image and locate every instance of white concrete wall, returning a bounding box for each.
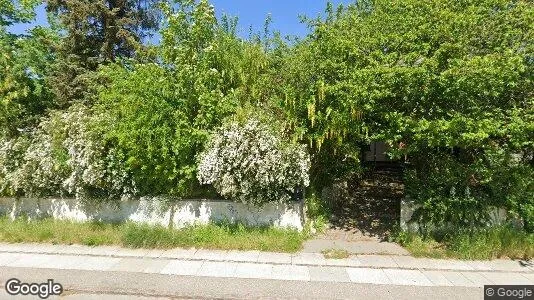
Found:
[0,197,304,231]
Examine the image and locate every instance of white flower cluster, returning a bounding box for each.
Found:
[197,118,310,206]
[0,105,136,199]
[59,106,137,199]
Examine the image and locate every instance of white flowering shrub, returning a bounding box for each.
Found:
[0,105,136,199]
[59,105,137,199]
[9,132,67,197]
[197,118,310,206]
[0,136,31,195]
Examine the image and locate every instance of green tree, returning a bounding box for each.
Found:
[281,0,533,228]
[0,0,40,26]
[0,0,59,139]
[0,26,59,138]
[94,0,276,197]
[45,0,161,106]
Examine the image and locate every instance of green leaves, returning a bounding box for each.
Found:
[277,0,533,228]
[93,0,275,198]
[0,26,58,139]
[0,0,532,226]
[0,0,40,26]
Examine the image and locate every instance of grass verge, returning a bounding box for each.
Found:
[392,225,534,260]
[0,216,307,253]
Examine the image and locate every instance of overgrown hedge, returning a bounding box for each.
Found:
[0,0,532,230]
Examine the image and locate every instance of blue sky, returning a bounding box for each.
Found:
[8,1,354,39]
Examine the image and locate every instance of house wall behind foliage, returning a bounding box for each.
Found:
[0,197,304,231]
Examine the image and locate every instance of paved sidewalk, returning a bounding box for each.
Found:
[302,227,410,256]
[302,238,409,255]
[0,243,532,288]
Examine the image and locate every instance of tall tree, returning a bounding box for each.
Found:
[0,27,59,138]
[1,0,58,138]
[45,0,161,106]
[0,0,40,26]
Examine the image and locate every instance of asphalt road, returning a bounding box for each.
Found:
[0,267,482,300]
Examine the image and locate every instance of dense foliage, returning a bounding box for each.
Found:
[278,0,533,231]
[198,116,310,205]
[0,26,58,138]
[46,0,161,106]
[0,104,135,198]
[0,0,532,231]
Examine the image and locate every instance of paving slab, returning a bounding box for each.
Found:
[464,260,496,271]
[2,242,533,288]
[356,255,399,268]
[33,254,121,271]
[144,249,166,258]
[309,266,350,283]
[0,253,24,266]
[393,256,473,271]
[159,260,204,276]
[390,256,426,269]
[0,243,42,253]
[193,249,228,261]
[324,257,362,267]
[346,268,391,284]
[143,259,172,274]
[488,259,531,272]
[257,252,292,264]
[292,253,326,265]
[226,250,260,263]
[460,272,494,287]
[25,243,63,254]
[521,273,534,284]
[109,258,169,273]
[302,239,409,256]
[69,256,122,271]
[441,272,473,286]
[6,253,55,268]
[114,248,151,257]
[84,245,121,256]
[0,245,532,289]
[383,269,434,286]
[76,245,105,255]
[481,272,532,285]
[234,262,273,279]
[197,261,238,278]
[54,245,94,255]
[159,248,197,259]
[421,270,454,286]
[39,255,90,270]
[270,264,310,281]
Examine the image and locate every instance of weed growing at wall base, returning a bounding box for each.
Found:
[0,217,307,253]
[393,225,534,260]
